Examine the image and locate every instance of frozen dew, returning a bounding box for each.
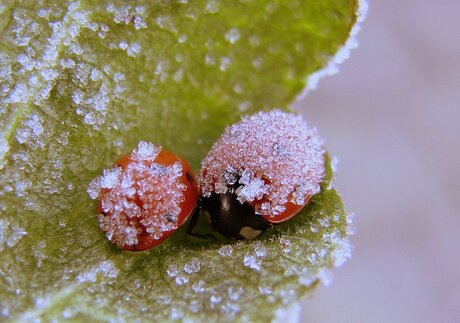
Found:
[76,260,118,283]
[17,53,35,70]
[100,167,122,189]
[318,217,330,228]
[219,57,231,71]
[346,212,355,235]
[157,295,172,306]
[347,212,355,224]
[298,269,316,286]
[166,265,179,278]
[233,83,243,94]
[310,223,319,233]
[113,72,125,82]
[107,3,147,29]
[302,0,368,97]
[227,286,243,301]
[0,219,27,252]
[238,101,251,112]
[35,296,51,309]
[279,289,297,305]
[183,258,201,274]
[133,16,147,30]
[119,40,128,50]
[333,214,340,222]
[90,68,103,81]
[60,58,76,68]
[87,177,101,199]
[347,223,356,236]
[221,302,241,316]
[170,308,183,320]
[206,0,220,13]
[5,225,27,248]
[279,236,292,254]
[191,280,206,293]
[218,244,233,257]
[332,238,352,267]
[253,242,268,258]
[236,177,268,204]
[15,114,45,149]
[210,295,222,305]
[62,308,74,319]
[175,275,189,286]
[205,54,215,66]
[188,300,201,313]
[225,28,240,44]
[178,35,188,43]
[97,260,119,279]
[132,141,161,161]
[317,268,334,286]
[243,253,262,271]
[119,41,142,57]
[258,286,273,295]
[15,180,31,198]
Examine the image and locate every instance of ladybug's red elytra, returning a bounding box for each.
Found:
[198,110,325,240]
[88,141,198,251]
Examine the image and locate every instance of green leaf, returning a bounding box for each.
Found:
[0,1,359,321]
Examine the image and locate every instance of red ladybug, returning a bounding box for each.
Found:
[88,141,198,251]
[198,110,325,239]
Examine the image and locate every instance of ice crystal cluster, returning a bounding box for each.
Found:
[0,0,361,321]
[88,142,186,247]
[200,110,325,217]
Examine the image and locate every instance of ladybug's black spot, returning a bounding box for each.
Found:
[201,191,270,240]
[186,172,194,183]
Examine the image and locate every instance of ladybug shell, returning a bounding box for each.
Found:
[98,148,198,251]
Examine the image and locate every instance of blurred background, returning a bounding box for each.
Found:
[295,1,460,322]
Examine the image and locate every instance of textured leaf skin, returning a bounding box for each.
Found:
[0,1,357,321]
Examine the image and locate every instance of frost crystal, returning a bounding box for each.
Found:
[0,219,27,252]
[218,245,233,257]
[225,28,240,44]
[253,242,268,258]
[184,258,201,274]
[191,280,205,293]
[243,253,262,271]
[175,276,189,286]
[167,264,179,278]
[87,142,187,248]
[199,110,325,219]
[131,141,161,161]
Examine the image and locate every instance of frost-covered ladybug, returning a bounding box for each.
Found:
[87,141,198,251]
[198,110,325,240]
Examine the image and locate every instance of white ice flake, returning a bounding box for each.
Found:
[243,253,262,271]
[300,0,368,97]
[132,141,161,161]
[183,258,201,274]
[225,28,240,44]
[100,167,122,189]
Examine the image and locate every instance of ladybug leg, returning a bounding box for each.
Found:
[186,203,217,240]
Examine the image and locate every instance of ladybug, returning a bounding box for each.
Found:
[87,141,198,251]
[198,110,325,240]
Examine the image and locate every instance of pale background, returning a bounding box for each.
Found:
[296,1,460,322]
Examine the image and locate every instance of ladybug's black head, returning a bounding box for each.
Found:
[200,189,271,240]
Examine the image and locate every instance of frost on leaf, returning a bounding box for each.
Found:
[0,0,360,321]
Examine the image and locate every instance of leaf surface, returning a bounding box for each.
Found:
[0,1,358,321]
